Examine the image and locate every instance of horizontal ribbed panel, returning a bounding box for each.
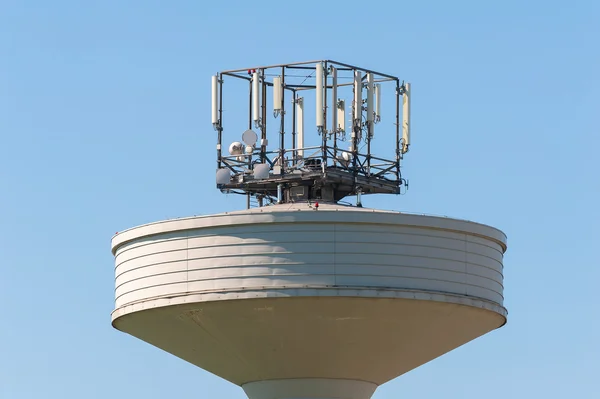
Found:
[113,205,506,309]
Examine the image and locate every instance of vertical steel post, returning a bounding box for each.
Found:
[292,90,297,164]
[322,61,328,173]
[395,79,401,182]
[261,68,267,163]
[280,66,285,173]
[331,65,338,167]
[248,79,253,130]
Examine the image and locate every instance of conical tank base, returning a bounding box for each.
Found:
[242,379,377,399]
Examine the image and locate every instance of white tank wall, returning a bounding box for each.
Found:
[112,203,506,312]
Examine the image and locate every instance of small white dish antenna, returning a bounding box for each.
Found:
[229,141,244,155]
[216,168,231,185]
[253,163,270,179]
[242,129,258,146]
[338,151,352,166]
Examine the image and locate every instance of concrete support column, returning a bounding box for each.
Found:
[242,378,377,399]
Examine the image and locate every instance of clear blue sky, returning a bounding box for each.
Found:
[1,1,598,398]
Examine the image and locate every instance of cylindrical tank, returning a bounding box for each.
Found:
[111,203,507,399]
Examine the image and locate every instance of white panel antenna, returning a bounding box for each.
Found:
[296,97,304,157]
[211,75,219,127]
[273,76,282,117]
[374,83,381,123]
[337,100,345,133]
[331,66,337,133]
[353,71,362,122]
[366,73,374,138]
[315,63,324,130]
[252,72,261,126]
[402,83,411,153]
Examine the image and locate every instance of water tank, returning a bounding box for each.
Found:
[111,202,506,399]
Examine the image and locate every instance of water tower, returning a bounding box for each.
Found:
[111,60,507,399]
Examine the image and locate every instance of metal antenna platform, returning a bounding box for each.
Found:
[211,60,411,207]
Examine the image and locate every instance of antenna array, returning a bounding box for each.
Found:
[211,60,411,207]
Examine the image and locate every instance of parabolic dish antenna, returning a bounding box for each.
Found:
[215,168,231,185]
[253,163,270,179]
[242,129,258,146]
[229,141,244,155]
